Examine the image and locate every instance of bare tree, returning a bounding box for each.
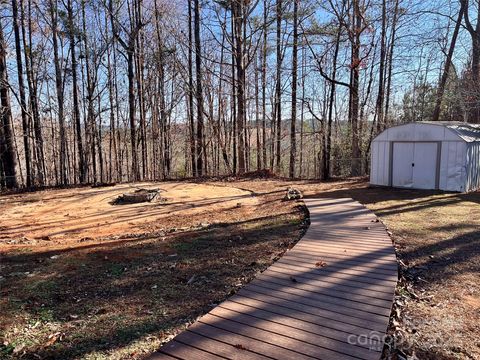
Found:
[433,1,466,121]
[289,0,298,178]
[12,0,32,186]
[49,0,68,185]
[462,0,480,122]
[0,20,18,189]
[194,0,204,176]
[275,0,282,173]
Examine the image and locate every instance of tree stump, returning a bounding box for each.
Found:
[284,187,303,200]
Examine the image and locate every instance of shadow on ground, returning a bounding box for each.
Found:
[0,192,308,359]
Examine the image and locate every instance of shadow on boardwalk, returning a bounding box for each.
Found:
[150,198,398,360]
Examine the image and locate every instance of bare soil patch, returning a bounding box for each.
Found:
[0,182,257,248]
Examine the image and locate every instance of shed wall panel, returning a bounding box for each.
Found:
[466,143,480,192]
[370,141,390,186]
[370,141,379,184]
[439,141,466,192]
[383,141,391,185]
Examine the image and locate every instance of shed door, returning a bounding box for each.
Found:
[392,143,414,187]
[392,142,438,189]
[412,142,438,189]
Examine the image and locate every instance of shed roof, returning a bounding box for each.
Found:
[419,121,480,142]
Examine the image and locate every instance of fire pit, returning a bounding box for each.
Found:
[112,188,161,204]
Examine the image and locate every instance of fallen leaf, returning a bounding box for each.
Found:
[395,307,401,319]
[233,344,248,350]
[44,334,59,347]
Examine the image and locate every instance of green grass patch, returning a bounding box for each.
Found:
[108,264,126,277]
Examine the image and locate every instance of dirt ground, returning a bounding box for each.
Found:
[1,178,479,359]
[0,182,258,248]
[0,180,307,359]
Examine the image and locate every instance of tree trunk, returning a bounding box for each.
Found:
[0,20,18,189]
[299,45,305,178]
[233,1,246,174]
[187,0,196,176]
[384,0,399,127]
[350,0,361,176]
[106,9,118,182]
[82,0,97,183]
[463,0,480,122]
[255,50,261,170]
[231,8,237,175]
[22,0,45,185]
[12,0,32,187]
[262,0,268,169]
[127,47,138,180]
[135,0,147,179]
[194,0,204,176]
[324,28,341,180]
[289,0,298,178]
[432,1,465,121]
[275,0,282,173]
[67,0,86,184]
[49,0,68,185]
[375,0,387,132]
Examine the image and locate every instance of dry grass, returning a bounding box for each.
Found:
[364,190,480,360]
[283,179,480,360]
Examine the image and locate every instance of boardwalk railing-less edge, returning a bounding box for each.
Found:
[150,198,398,360]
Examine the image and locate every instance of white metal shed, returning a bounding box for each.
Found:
[370,121,480,192]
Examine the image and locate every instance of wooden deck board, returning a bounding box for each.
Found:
[197,314,362,360]
[255,272,394,306]
[235,289,387,332]
[288,249,397,268]
[227,293,387,338]
[265,267,395,298]
[209,306,380,359]
[190,321,315,360]
[274,257,398,282]
[149,198,397,360]
[216,300,383,347]
[282,253,397,274]
[270,262,397,288]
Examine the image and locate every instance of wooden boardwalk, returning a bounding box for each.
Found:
[150,198,398,360]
